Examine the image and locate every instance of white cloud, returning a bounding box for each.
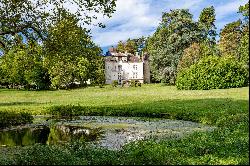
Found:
[90,0,206,47]
[59,0,248,48]
[90,0,160,45]
[215,0,248,20]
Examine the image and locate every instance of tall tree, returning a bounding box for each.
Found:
[132,36,148,55]
[0,0,116,51]
[125,38,137,54]
[43,12,102,89]
[198,6,217,46]
[238,2,249,80]
[0,38,50,89]
[147,9,201,84]
[116,41,125,53]
[219,20,242,58]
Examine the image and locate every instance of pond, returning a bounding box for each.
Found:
[0,116,215,150]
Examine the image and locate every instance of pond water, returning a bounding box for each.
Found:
[0,116,215,150]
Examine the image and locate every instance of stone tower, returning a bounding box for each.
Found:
[143,53,151,83]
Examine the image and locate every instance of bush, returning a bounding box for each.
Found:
[176,56,249,90]
[0,111,33,128]
[9,144,85,165]
[112,80,118,87]
[122,80,127,87]
[130,80,136,87]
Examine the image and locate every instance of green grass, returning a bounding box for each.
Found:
[0,84,248,115]
[0,84,249,165]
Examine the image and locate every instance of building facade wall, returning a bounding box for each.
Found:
[105,61,144,84]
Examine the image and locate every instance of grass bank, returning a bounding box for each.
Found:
[0,84,249,165]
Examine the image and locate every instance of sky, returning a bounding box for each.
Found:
[85,0,248,54]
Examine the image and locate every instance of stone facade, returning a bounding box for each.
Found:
[105,48,149,84]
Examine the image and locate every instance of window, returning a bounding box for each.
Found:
[118,73,122,80]
[133,72,137,79]
[118,65,122,71]
[133,65,137,70]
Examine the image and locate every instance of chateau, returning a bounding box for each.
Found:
[104,47,150,85]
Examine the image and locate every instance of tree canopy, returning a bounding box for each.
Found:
[0,0,116,50]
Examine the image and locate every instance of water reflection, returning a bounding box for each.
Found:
[0,125,103,147]
[0,116,216,150]
[0,125,50,146]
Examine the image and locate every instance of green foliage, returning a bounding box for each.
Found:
[177,43,203,72]
[115,37,148,56]
[112,80,118,87]
[198,6,217,45]
[0,144,86,165]
[130,80,136,87]
[121,80,127,87]
[239,2,249,19]
[238,32,249,68]
[43,13,103,89]
[0,0,116,50]
[219,20,242,58]
[125,38,137,54]
[0,39,50,90]
[176,56,249,90]
[147,9,202,84]
[129,80,141,87]
[0,111,33,128]
[116,41,125,53]
[177,42,217,72]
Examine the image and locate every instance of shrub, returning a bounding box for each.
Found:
[176,56,249,90]
[177,43,202,72]
[122,80,127,87]
[0,111,33,128]
[112,80,118,87]
[138,82,142,87]
[13,144,85,165]
[130,80,136,87]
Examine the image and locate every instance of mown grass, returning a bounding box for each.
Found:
[0,84,248,114]
[0,84,249,165]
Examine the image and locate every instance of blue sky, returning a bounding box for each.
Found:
[86,0,248,54]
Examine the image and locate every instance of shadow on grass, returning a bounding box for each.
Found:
[0,102,43,107]
[48,98,249,126]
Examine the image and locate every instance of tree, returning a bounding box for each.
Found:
[198,6,217,46]
[116,41,125,53]
[239,2,249,20]
[0,38,50,89]
[238,2,249,65]
[0,0,116,50]
[177,41,218,72]
[219,20,242,58]
[91,56,106,87]
[147,9,201,84]
[125,38,137,54]
[132,36,148,55]
[238,2,249,83]
[43,13,102,89]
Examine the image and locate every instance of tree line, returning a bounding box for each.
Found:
[0,1,248,90]
[113,3,249,89]
[0,0,116,90]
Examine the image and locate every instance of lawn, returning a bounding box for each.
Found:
[0,84,249,165]
[0,84,248,115]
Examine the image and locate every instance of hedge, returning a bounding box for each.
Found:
[176,56,249,90]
